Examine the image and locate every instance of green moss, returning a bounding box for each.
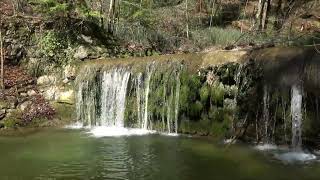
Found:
[200,85,210,103]
[3,119,18,128]
[211,82,225,106]
[190,101,203,118]
[52,103,75,123]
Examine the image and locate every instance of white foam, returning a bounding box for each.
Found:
[254,144,279,151]
[224,139,236,144]
[274,152,317,163]
[160,132,179,137]
[65,122,85,129]
[87,126,156,137]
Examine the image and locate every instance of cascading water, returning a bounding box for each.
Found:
[263,85,270,143]
[100,68,131,127]
[76,67,131,127]
[174,71,181,134]
[291,83,303,151]
[142,65,154,129]
[135,65,154,130]
[75,62,184,135]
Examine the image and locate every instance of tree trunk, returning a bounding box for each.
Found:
[107,0,116,33]
[0,28,4,90]
[261,0,271,30]
[185,0,189,38]
[209,0,217,27]
[256,0,271,31]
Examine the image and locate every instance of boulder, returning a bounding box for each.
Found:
[74,46,89,60]
[27,90,37,96]
[37,75,56,86]
[81,34,93,44]
[19,101,32,112]
[57,90,75,104]
[63,65,76,80]
[42,86,59,101]
[6,96,18,109]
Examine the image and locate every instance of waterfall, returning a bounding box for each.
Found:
[142,65,154,129]
[174,71,181,134]
[291,84,303,151]
[100,68,131,127]
[76,67,130,127]
[75,62,184,135]
[136,73,143,128]
[167,87,174,133]
[135,65,154,130]
[263,85,270,143]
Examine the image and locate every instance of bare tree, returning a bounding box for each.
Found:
[12,0,27,15]
[107,0,116,33]
[0,20,4,89]
[256,0,271,31]
[185,0,189,38]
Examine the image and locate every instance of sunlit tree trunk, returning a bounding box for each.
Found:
[256,0,271,31]
[108,0,116,33]
[209,0,217,27]
[0,25,4,90]
[185,0,189,38]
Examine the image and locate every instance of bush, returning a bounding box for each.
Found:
[192,27,243,48]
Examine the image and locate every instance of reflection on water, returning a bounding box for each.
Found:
[1,129,320,180]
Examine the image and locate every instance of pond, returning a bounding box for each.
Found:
[0,129,320,180]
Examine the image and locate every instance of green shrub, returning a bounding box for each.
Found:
[3,119,18,128]
[200,85,210,103]
[192,27,243,48]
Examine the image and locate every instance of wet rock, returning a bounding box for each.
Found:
[74,46,89,60]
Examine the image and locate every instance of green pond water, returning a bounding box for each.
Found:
[1,129,320,180]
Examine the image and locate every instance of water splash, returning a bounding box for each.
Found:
[88,127,155,137]
[274,152,316,163]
